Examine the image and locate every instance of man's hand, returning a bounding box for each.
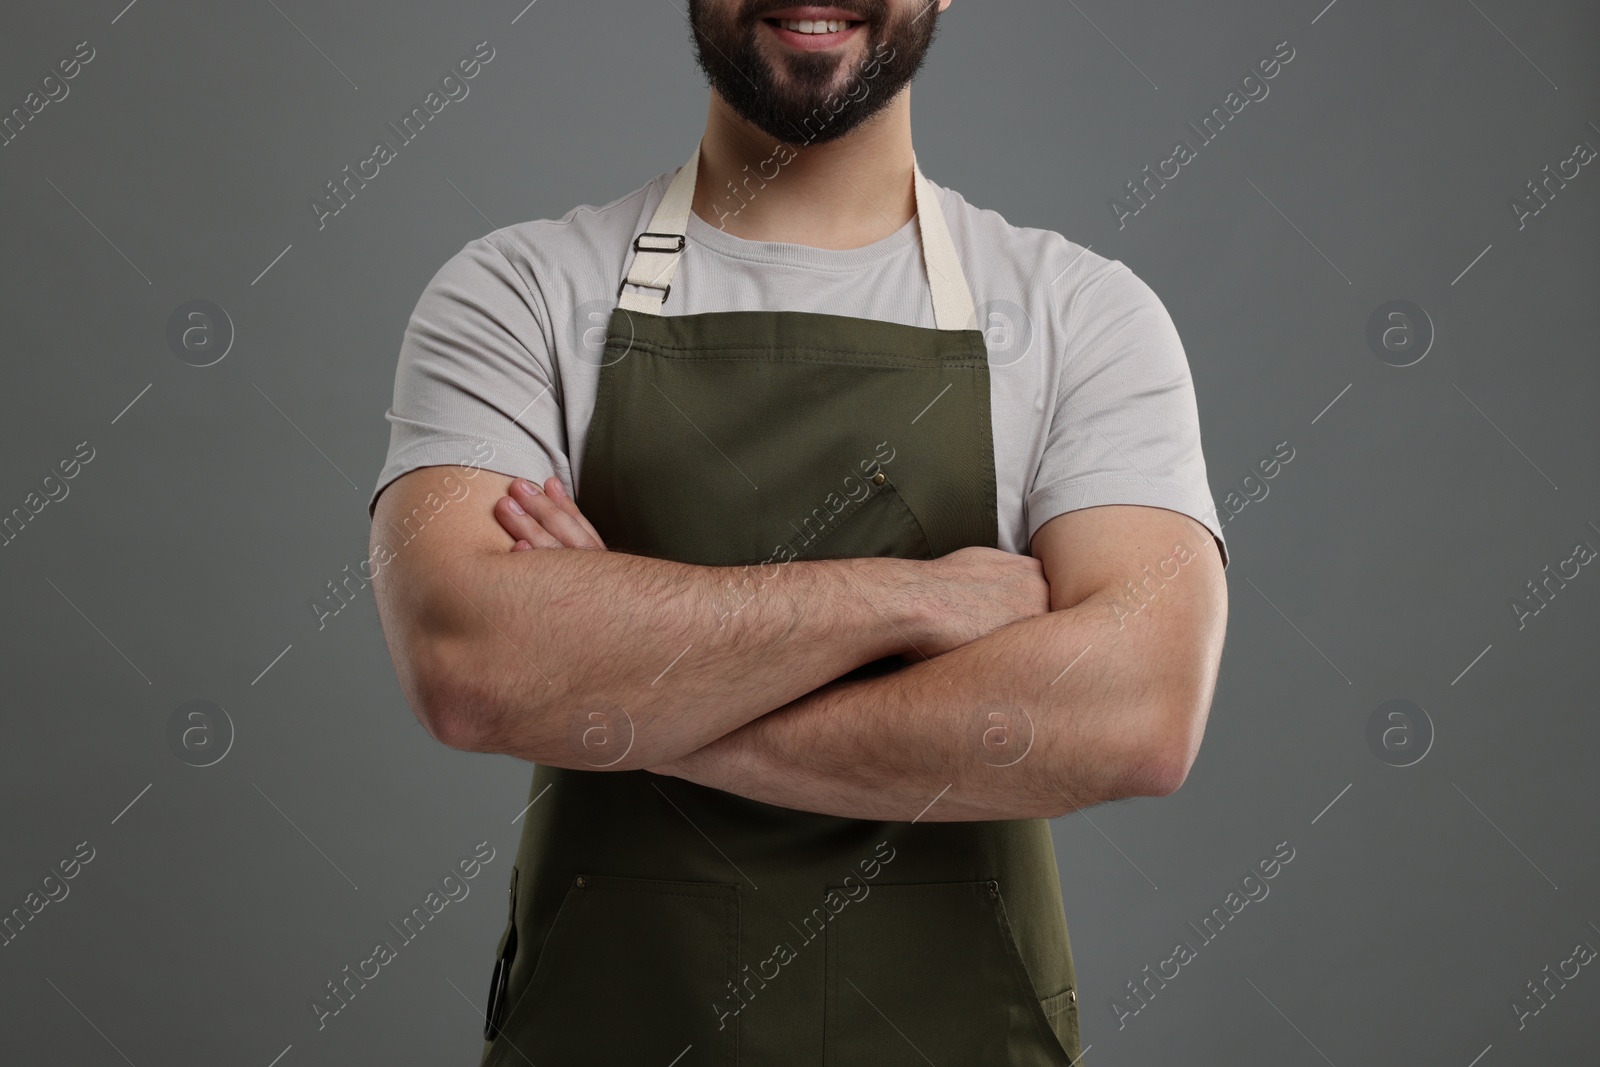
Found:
[910,547,1050,656]
[489,480,1051,660]
[494,476,607,552]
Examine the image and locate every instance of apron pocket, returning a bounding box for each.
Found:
[483,874,739,1067]
[787,468,934,563]
[823,880,1078,1067]
[1039,986,1082,1062]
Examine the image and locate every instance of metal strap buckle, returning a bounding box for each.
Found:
[633,231,686,254]
[618,277,671,302]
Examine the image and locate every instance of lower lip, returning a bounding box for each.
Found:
[763,19,863,51]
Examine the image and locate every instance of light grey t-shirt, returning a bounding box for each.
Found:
[369,167,1229,567]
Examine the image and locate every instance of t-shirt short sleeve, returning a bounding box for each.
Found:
[1027,262,1229,568]
[367,233,570,519]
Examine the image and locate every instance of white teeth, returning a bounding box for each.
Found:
[778,18,851,34]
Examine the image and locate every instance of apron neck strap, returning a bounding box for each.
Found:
[618,142,977,331]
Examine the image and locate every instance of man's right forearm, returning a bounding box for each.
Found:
[399,545,932,770]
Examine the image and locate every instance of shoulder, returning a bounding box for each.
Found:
[930,180,1173,345]
[929,181,1154,319]
[421,170,672,311]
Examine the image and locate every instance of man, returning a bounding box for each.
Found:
[368,1,1229,1063]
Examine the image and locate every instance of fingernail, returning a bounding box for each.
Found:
[520,478,541,494]
[507,498,526,516]
[548,479,564,499]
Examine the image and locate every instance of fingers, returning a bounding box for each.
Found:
[494,494,565,549]
[507,478,604,549]
[544,477,607,550]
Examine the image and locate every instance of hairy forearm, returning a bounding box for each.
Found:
[414,546,930,769]
[656,589,1208,822]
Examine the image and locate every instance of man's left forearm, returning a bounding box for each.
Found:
[652,588,1213,822]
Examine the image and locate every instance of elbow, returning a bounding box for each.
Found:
[1114,696,1209,800]
[410,635,501,754]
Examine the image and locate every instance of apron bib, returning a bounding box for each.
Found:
[479,145,1082,1067]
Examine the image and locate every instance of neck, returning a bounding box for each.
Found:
[691,91,917,250]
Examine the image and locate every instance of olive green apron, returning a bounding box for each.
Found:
[479,144,1082,1066]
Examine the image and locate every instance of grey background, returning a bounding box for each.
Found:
[2,0,1596,1064]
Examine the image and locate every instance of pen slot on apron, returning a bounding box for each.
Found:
[482,865,519,1041]
[482,874,740,1067]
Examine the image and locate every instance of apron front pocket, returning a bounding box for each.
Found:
[484,874,740,1067]
[786,466,935,563]
[823,880,1079,1067]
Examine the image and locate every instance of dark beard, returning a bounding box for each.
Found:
[687,0,941,146]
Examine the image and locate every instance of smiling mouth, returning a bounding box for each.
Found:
[763,17,862,34]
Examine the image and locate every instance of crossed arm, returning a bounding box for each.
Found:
[370,465,1227,822]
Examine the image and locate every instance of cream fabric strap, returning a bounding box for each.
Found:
[618,143,977,331]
